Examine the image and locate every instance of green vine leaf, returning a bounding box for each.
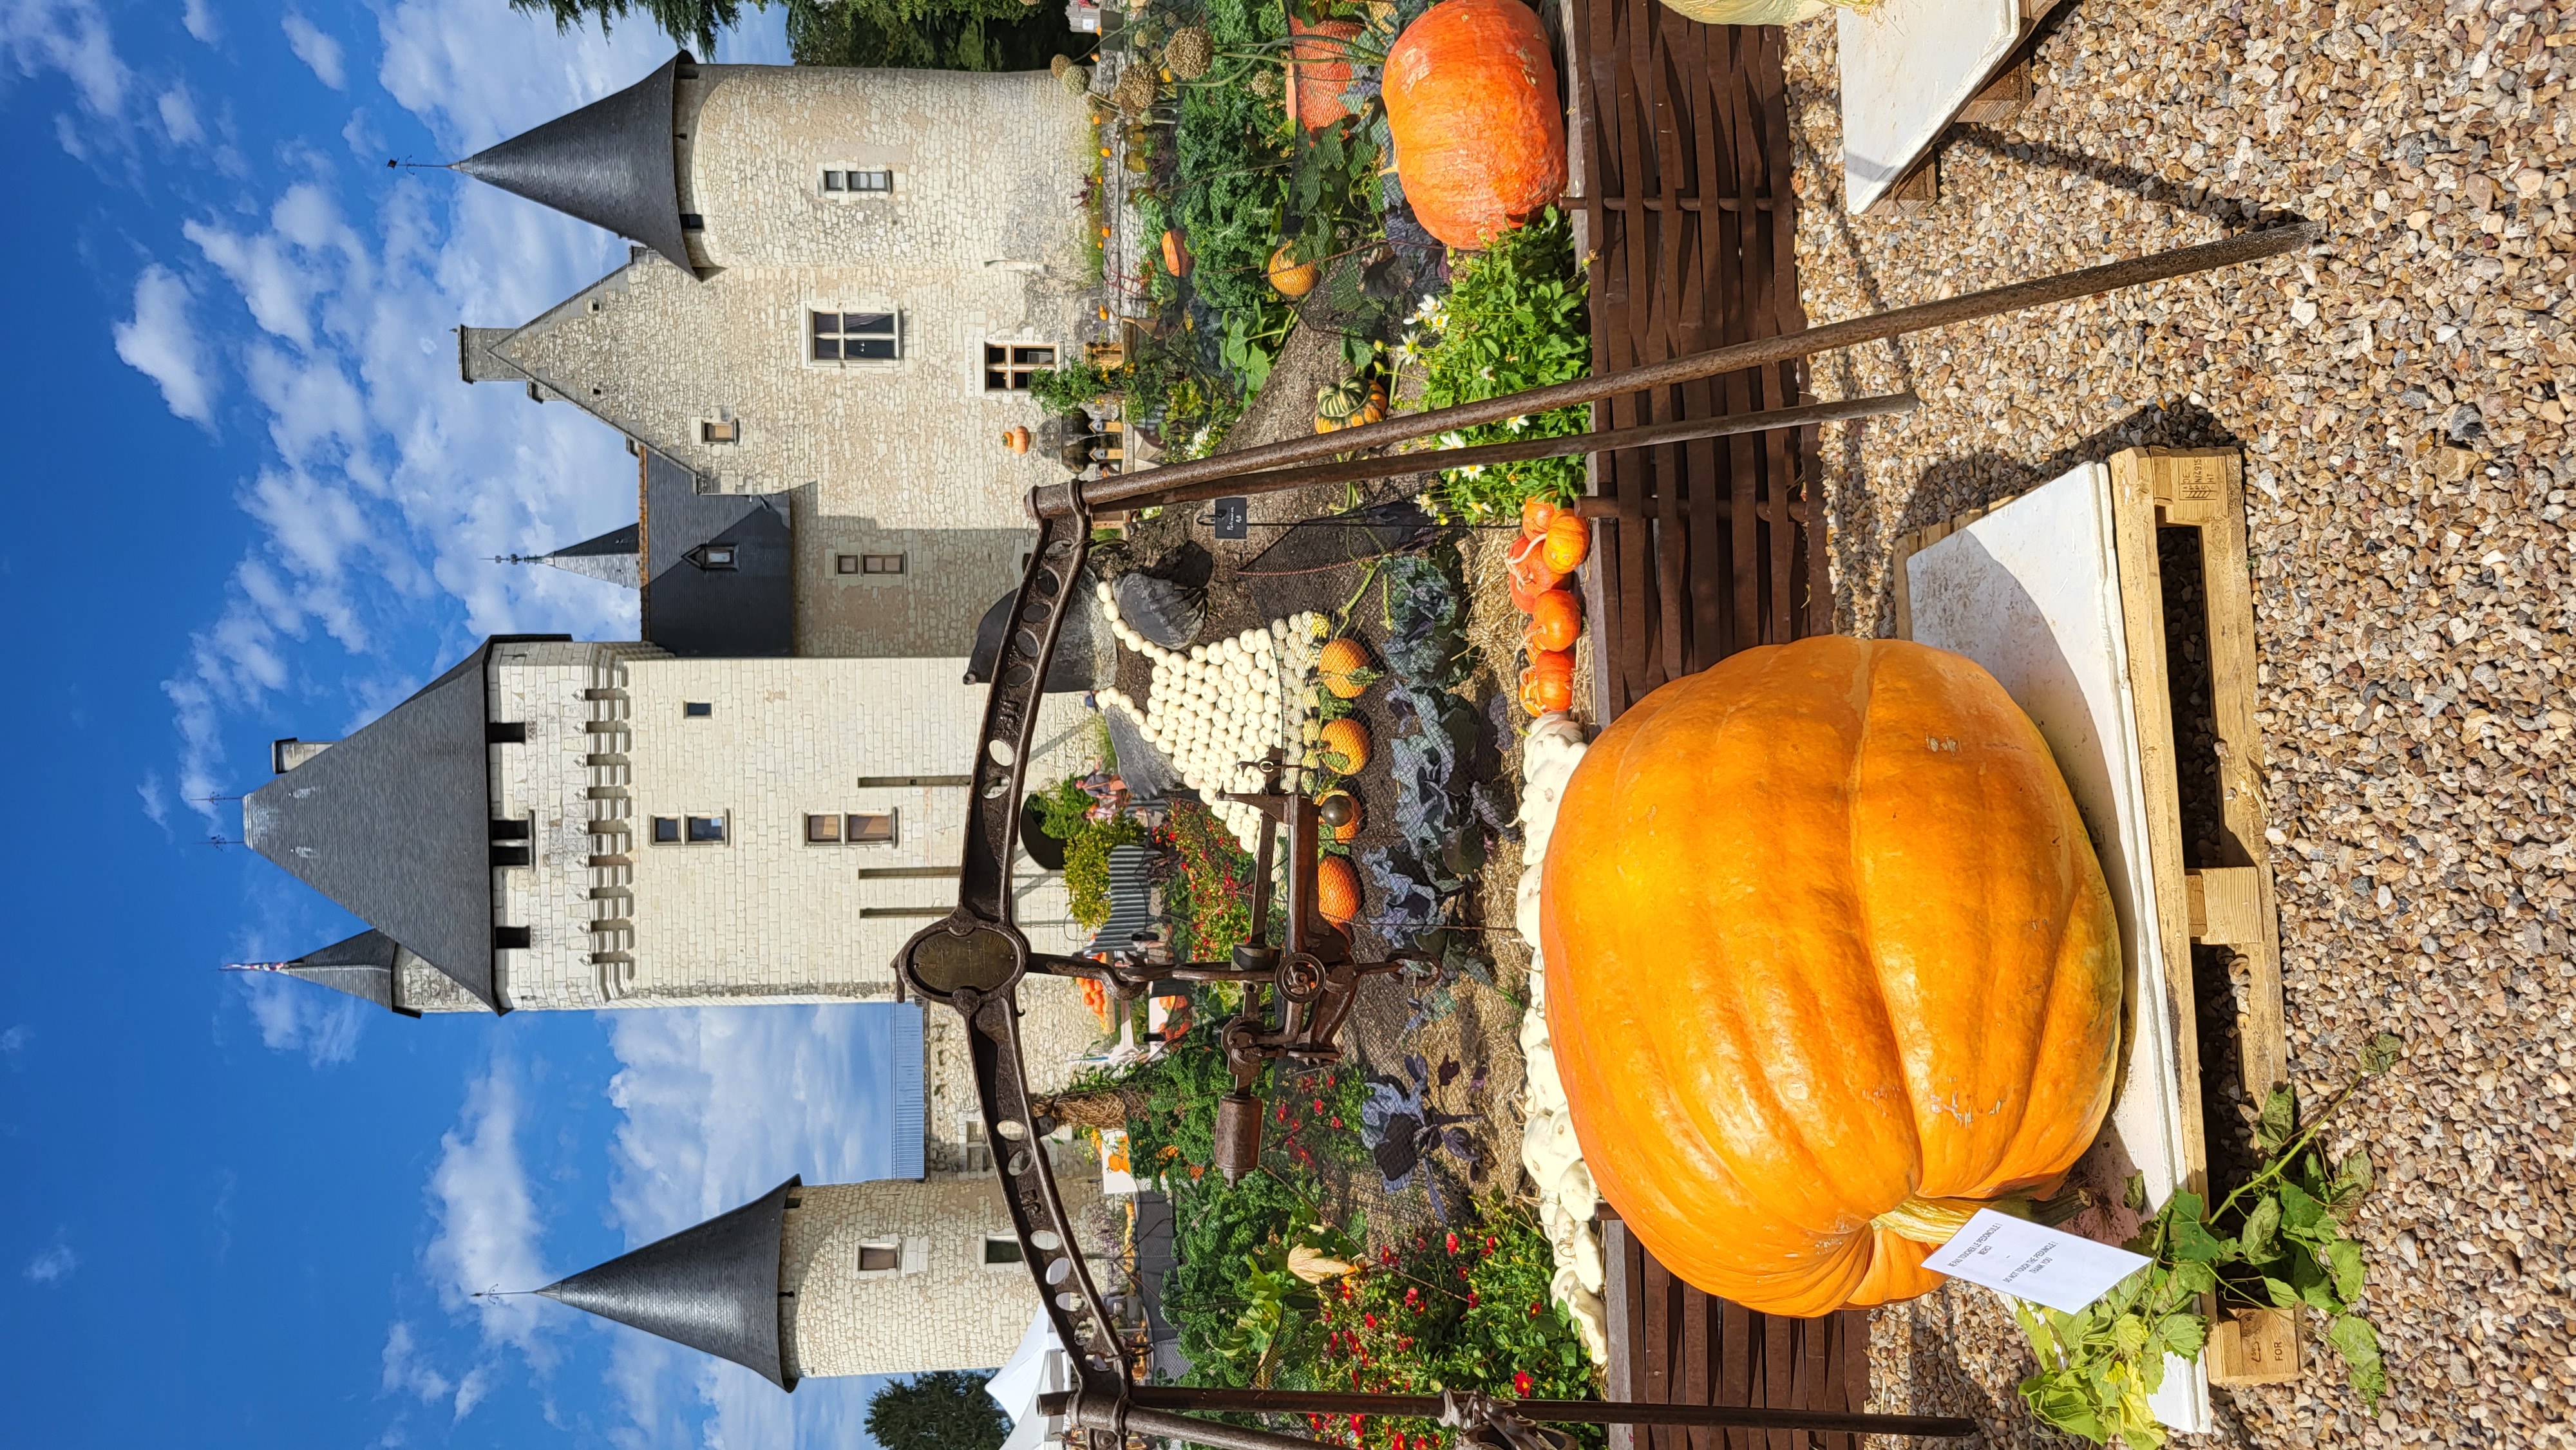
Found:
[2239,1195,2282,1262]
[2329,1313,2389,1404]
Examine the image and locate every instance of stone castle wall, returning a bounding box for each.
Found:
[779,1172,1104,1379]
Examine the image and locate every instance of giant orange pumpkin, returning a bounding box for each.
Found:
[1385,0,1568,248]
[1540,637,2122,1318]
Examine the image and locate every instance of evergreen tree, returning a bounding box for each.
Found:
[865,1370,1014,1450]
[509,0,749,55]
[507,0,1080,71]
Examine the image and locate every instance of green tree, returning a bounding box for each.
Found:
[864,1370,1014,1450]
[509,0,1081,71]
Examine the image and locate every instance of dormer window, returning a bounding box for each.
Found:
[687,543,737,570]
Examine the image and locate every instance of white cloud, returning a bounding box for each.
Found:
[185,217,317,348]
[0,1024,27,1067]
[23,1234,78,1285]
[281,11,346,89]
[113,265,218,425]
[382,1321,454,1404]
[157,83,202,144]
[236,970,366,1066]
[137,770,172,830]
[450,1363,496,1420]
[424,1056,553,1359]
[181,0,219,44]
[0,0,128,118]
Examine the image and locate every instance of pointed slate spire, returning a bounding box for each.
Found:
[542,522,641,588]
[251,929,424,1017]
[538,1177,801,1389]
[453,52,692,273]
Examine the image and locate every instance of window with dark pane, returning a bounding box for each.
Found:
[812,310,896,362]
[861,553,904,574]
[650,816,682,844]
[806,813,842,843]
[685,815,726,844]
[983,342,1056,391]
[847,812,896,844]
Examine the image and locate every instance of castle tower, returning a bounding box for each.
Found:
[538,1160,1101,1384]
[449,53,1092,659]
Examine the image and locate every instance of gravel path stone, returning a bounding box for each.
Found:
[1779,3,2574,1444]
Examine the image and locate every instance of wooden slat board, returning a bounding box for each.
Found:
[1601,1215,1871,1450]
[1563,1,1822,722]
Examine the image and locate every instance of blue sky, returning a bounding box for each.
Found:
[0,3,919,1444]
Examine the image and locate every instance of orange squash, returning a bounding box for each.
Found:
[1162,229,1192,277]
[1542,513,1590,574]
[1540,637,2123,1318]
[1526,588,1580,652]
[1320,638,1374,699]
[1269,242,1320,298]
[1287,17,1363,131]
[1505,532,1562,610]
[1519,650,1574,715]
[1318,717,1372,773]
[1315,852,1362,925]
[1385,0,1568,248]
[1520,494,1561,539]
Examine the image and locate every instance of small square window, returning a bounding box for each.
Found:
[983,1235,1024,1266]
[683,701,714,718]
[862,554,904,575]
[806,813,843,843]
[686,814,727,844]
[847,812,896,844]
[701,419,739,444]
[813,310,898,362]
[857,1241,899,1273]
[822,170,846,191]
[650,816,681,844]
[836,554,861,574]
[680,212,705,231]
[849,170,893,193]
[983,342,1057,392]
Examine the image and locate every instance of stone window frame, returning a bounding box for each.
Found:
[806,304,903,370]
[981,340,1059,394]
[981,1233,1025,1269]
[820,166,896,196]
[833,552,905,576]
[649,811,732,847]
[804,809,899,847]
[699,416,739,444]
[854,1236,928,1279]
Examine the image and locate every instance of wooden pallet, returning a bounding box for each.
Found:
[1891,446,2298,1389]
[1600,1212,1873,1450]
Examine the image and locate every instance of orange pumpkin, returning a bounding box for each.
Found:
[1162,229,1192,277]
[1505,532,1562,610]
[1315,852,1362,925]
[1320,638,1374,699]
[1519,650,1574,715]
[1269,242,1320,298]
[1520,494,1560,539]
[1287,17,1363,131]
[1318,717,1372,773]
[1526,588,1580,652]
[1542,513,1590,574]
[1385,0,1568,248]
[1540,637,2123,1318]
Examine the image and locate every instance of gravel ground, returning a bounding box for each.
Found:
[1779,3,2575,1445]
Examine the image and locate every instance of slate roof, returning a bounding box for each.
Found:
[545,521,641,588]
[540,1177,802,1389]
[276,929,421,1017]
[242,646,500,1009]
[454,52,693,274]
[643,452,793,657]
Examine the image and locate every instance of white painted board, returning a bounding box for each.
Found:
[1837,0,2019,214]
[1903,464,2211,1434]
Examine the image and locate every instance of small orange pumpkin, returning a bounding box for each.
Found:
[1162,229,1192,277]
[1320,638,1374,699]
[1385,0,1568,248]
[1542,637,2123,1317]
[1318,717,1372,773]
[1519,653,1574,715]
[1526,588,1581,652]
[1506,532,1562,610]
[1520,494,1561,540]
[1268,243,1320,298]
[1542,513,1591,574]
[1315,852,1362,925]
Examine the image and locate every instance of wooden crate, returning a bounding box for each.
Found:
[1893,446,2298,1390]
[1861,0,2069,216]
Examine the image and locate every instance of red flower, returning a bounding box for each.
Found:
[1314,1098,1326,1112]
[1332,1116,1343,1128]
[1529,1301,1544,1317]
[1446,1232,1460,1254]
[1514,1372,1534,1398]
[1467,1290,1479,1306]
[1349,1415,1365,1433]
[1364,1312,1378,1329]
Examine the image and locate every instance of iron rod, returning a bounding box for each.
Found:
[1077,223,2316,509]
[1096,393,1918,511]
[1048,1389,1979,1438]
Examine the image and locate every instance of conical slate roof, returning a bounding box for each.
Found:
[275,929,416,1016]
[540,1177,802,1389]
[455,52,692,273]
[545,522,641,588]
[242,646,499,1009]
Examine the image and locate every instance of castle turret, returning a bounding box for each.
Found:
[453,52,697,274]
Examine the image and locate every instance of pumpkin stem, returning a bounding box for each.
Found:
[1872,1183,2094,1246]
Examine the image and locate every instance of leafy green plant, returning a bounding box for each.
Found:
[2013,1036,2399,1447]
[1031,359,1118,416]
[1032,778,1143,930]
[1410,209,1591,518]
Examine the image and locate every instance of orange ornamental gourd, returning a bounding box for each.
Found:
[1384,0,1568,248]
[1519,649,1574,715]
[1520,494,1561,539]
[1540,636,2123,1318]
[1318,717,1372,774]
[1268,242,1320,298]
[1319,637,1375,699]
[1505,533,1562,611]
[1162,229,1192,277]
[1526,588,1580,652]
[1315,853,1362,925]
[1541,513,1590,574]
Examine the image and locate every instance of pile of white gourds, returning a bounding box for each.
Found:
[1513,713,1609,1366]
[1092,581,1330,854]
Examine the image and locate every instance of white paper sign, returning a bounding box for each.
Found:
[1922,1209,2152,1313]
